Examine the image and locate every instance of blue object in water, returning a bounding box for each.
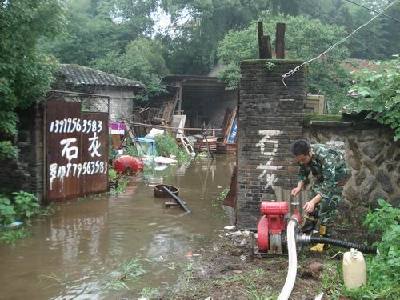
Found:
[227,119,237,144]
[6,221,23,228]
[136,137,157,156]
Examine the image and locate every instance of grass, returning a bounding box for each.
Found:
[320,261,344,300]
[212,188,229,208]
[171,264,277,300]
[139,287,159,299]
[215,269,277,300]
[103,258,146,291]
[112,177,129,195]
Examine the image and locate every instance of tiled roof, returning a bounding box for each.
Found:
[58,64,145,89]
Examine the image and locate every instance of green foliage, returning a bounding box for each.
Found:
[125,142,140,157]
[0,0,62,159]
[320,262,344,300]
[269,0,400,60]
[0,141,17,160]
[140,287,159,298]
[160,0,272,74]
[104,258,146,291]
[42,0,166,97]
[0,192,40,225]
[41,0,158,65]
[154,133,190,164]
[217,63,241,90]
[345,57,400,140]
[155,133,179,157]
[13,191,40,219]
[93,38,169,97]
[0,228,30,245]
[212,188,229,207]
[344,199,400,299]
[124,138,144,157]
[214,268,277,299]
[0,196,16,226]
[108,167,118,182]
[109,167,129,195]
[217,13,351,113]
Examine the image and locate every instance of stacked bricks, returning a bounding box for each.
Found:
[237,59,306,229]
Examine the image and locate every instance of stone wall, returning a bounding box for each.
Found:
[236,60,400,229]
[236,59,305,229]
[305,121,400,225]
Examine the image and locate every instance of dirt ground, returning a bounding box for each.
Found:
[165,229,346,300]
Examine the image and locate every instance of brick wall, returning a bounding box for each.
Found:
[237,60,306,229]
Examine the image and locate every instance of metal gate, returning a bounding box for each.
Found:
[45,100,109,201]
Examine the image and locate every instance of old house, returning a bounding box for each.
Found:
[54,64,145,121]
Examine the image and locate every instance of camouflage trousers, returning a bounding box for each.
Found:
[311,187,343,225]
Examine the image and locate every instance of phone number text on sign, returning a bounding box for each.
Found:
[49,118,103,134]
[49,161,107,190]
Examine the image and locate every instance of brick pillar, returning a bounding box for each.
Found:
[236,59,306,229]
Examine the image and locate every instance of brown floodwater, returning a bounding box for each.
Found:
[0,155,235,300]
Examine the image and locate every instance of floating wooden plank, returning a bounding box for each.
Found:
[161,186,191,213]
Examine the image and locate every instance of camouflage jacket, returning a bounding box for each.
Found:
[299,144,349,199]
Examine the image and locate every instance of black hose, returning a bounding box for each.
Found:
[309,237,377,254]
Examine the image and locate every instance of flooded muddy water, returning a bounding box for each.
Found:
[0,155,235,300]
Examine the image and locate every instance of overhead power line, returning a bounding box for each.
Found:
[281,0,400,86]
[343,0,400,23]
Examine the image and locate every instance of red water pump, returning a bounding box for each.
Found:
[256,201,376,255]
[257,201,301,254]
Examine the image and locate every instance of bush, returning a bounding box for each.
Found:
[0,192,40,225]
[0,196,16,226]
[345,199,400,299]
[345,57,400,140]
[13,191,40,219]
[154,133,190,164]
[154,133,179,157]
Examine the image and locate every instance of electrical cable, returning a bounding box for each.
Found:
[342,0,400,23]
[281,0,400,86]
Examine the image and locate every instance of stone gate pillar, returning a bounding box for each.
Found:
[237,59,306,229]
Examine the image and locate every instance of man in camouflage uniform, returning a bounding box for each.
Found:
[290,140,349,250]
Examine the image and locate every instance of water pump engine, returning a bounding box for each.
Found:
[256,200,376,255]
[257,201,299,254]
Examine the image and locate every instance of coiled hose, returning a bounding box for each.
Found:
[309,236,377,254]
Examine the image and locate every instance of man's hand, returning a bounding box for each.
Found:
[303,200,315,214]
[303,194,322,214]
[291,186,302,197]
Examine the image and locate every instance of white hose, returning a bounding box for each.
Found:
[277,219,298,300]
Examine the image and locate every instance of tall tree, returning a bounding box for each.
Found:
[217,13,351,113]
[42,0,159,66]
[93,37,169,97]
[159,0,272,74]
[0,0,63,159]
